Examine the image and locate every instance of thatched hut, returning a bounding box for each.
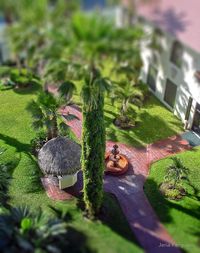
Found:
[38,136,81,189]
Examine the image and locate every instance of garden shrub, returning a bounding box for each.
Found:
[30,131,47,156]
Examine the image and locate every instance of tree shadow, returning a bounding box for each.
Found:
[0,151,21,207]
[104,171,184,252]
[13,81,42,95]
[101,192,143,248]
[144,178,200,252]
[145,177,200,217]
[134,111,182,145]
[71,171,142,250]
[0,133,44,194]
[104,95,183,147]
[0,133,31,153]
[152,7,189,36]
[65,226,97,253]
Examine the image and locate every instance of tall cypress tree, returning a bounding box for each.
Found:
[81,67,108,217]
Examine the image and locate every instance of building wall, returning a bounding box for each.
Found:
[0,19,9,64]
[140,20,200,129]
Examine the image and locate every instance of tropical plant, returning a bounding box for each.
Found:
[164,157,190,189]
[43,60,81,89]
[26,91,75,141]
[111,80,144,128]
[81,67,109,217]
[0,206,68,252]
[30,131,47,156]
[0,205,93,253]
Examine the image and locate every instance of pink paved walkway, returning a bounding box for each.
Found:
[60,105,190,253]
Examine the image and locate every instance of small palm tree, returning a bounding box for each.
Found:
[164,157,190,189]
[26,91,75,140]
[111,80,143,127]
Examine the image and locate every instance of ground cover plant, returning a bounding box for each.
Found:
[144,149,200,253]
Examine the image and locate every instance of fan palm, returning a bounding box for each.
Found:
[164,157,190,189]
[26,91,76,140]
[111,80,143,126]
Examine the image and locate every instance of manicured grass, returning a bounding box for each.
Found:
[104,95,183,146]
[74,92,183,147]
[0,80,183,252]
[0,87,143,253]
[144,149,200,253]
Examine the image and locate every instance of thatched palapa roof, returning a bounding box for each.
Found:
[38,137,81,176]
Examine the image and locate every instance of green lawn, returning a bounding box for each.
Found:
[144,149,200,253]
[0,86,143,253]
[104,95,183,146]
[0,81,184,253]
[74,82,183,147]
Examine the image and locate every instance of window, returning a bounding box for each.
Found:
[164,79,177,108]
[147,65,158,92]
[185,97,193,121]
[170,41,183,68]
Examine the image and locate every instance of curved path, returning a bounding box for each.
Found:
[61,105,190,253]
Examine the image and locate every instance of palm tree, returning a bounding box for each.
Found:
[111,80,143,127]
[58,81,76,102]
[26,91,76,140]
[43,59,81,90]
[164,157,190,189]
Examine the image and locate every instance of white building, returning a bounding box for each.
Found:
[118,0,200,134]
[0,17,8,64]
[135,0,200,134]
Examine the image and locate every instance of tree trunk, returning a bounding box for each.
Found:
[52,112,58,138]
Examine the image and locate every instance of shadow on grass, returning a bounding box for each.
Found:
[73,171,142,249]
[101,193,142,245]
[144,178,200,222]
[144,178,200,253]
[0,133,43,194]
[13,81,42,95]
[104,112,182,147]
[0,154,21,208]
[104,95,183,147]
[66,226,97,253]
[0,81,41,95]
[0,133,31,153]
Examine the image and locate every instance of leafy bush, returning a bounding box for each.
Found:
[164,157,190,189]
[30,131,47,156]
[0,205,93,253]
[0,206,67,252]
[0,67,40,88]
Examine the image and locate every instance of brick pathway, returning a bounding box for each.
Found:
[61,105,190,253]
[45,103,190,253]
